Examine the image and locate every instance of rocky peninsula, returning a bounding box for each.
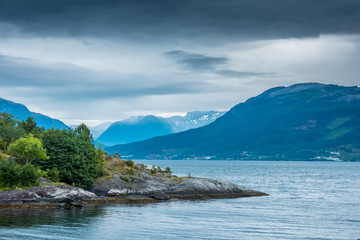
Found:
[0,158,267,209]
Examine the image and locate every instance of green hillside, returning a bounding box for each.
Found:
[106,83,360,161]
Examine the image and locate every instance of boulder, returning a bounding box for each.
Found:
[148,190,170,200]
[107,189,127,196]
[94,174,128,195]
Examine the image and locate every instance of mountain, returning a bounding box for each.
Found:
[89,122,113,139]
[106,83,360,161]
[69,122,113,139]
[96,111,225,146]
[167,111,225,132]
[0,97,68,130]
[97,115,172,146]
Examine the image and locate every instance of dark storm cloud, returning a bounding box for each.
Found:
[166,50,273,78]
[0,0,359,41]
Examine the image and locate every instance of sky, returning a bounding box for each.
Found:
[0,0,360,126]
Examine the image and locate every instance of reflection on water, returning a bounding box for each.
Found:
[0,207,106,228]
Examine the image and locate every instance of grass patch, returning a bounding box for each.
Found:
[39,182,66,186]
[327,117,353,130]
[325,127,353,140]
[0,187,13,192]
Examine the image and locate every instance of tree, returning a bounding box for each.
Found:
[0,112,19,127]
[0,137,6,150]
[95,143,105,165]
[20,117,41,135]
[0,112,25,147]
[40,124,98,189]
[7,134,49,164]
[0,125,25,147]
[95,143,106,177]
[40,128,78,183]
[73,123,97,188]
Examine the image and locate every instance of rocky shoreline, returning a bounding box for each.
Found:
[0,161,268,209]
[0,179,267,209]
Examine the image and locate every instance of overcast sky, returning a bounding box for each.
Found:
[0,0,360,126]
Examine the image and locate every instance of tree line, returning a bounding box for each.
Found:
[0,112,105,189]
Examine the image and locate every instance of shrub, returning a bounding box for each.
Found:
[95,165,106,178]
[0,159,40,188]
[0,159,21,187]
[150,165,157,174]
[20,164,41,187]
[165,167,172,174]
[126,168,135,176]
[45,168,61,182]
[125,160,135,167]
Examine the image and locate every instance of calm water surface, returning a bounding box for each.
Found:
[0,161,359,240]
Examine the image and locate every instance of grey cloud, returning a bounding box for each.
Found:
[0,54,97,87]
[166,50,228,70]
[216,70,275,79]
[0,0,359,42]
[166,50,274,78]
[0,54,211,101]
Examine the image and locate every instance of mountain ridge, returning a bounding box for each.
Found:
[96,111,225,146]
[105,83,360,161]
[0,97,68,130]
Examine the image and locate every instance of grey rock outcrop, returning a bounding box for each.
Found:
[167,178,261,196]
[94,170,266,200]
[0,184,96,208]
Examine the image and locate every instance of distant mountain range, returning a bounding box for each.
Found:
[4,95,224,145]
[106,83,360,161]
[69,123,113,139]
[89,122,113,139]
[96,111,225,146]
[166,111,225,133]
[0,97,68,130]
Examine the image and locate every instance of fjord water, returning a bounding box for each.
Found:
[1,161,359,240]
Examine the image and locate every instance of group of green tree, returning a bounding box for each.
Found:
[0,112,105,189]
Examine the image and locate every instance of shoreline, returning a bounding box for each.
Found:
[0,191,268,209]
